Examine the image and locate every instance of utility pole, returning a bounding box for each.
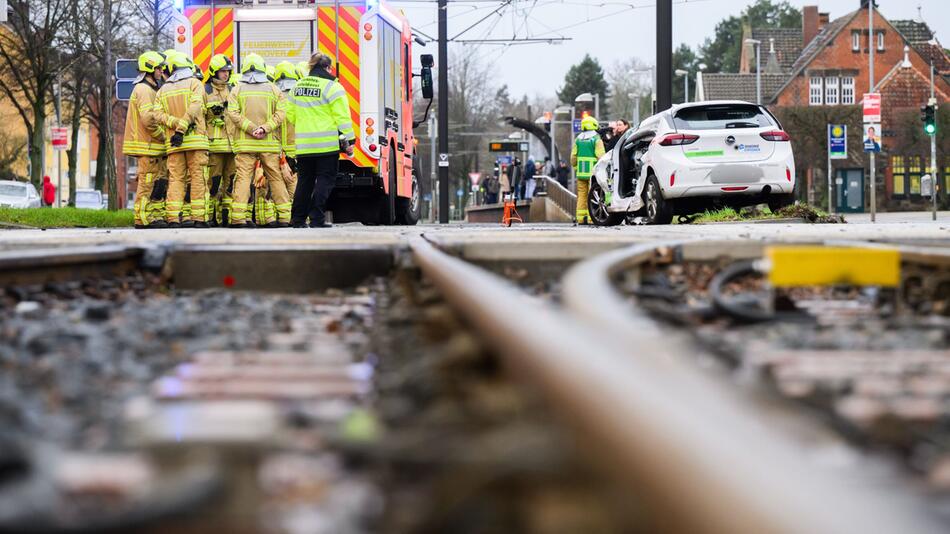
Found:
[656,0,672,112]
[429,114,437,221]
[437,0,449,223]
[930,60,938,221]
[868,0,876,222]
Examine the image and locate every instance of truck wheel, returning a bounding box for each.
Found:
[588,180,623,226]
[643,174,673,225]
[397,161,422,225]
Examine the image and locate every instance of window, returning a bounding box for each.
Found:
[909,156,922,195]
[841,77,855,104]
[852,32,860,51]
[825,77,839,105]
[809,77,823,105]
[944,158,950,195]
[892,156,906,196]
[877,32,885,51]
[671,104,775,130]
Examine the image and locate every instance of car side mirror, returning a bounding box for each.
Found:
[420,54,434,100]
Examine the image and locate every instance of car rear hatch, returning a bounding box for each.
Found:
[673,104,776,164]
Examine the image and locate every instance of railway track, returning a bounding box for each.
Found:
[0,238,945,532]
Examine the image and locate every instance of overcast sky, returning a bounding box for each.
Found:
[392,0,950,102]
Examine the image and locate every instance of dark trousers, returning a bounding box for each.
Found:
[293,153,339,226]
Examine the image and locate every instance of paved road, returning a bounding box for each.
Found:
[0,212,947,260]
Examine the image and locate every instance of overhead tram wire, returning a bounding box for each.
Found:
[450,0,514,41]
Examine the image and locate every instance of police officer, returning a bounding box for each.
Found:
[204,54,235,226]
[286,52,355,228]
[124,51,168,229]
[571,116,605,225]
[155,51,210,227]
[226,53,292,228]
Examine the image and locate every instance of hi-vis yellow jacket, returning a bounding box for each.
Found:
[122,81,165,156]
[285,73,354,156]
[155,70,209,153]
[227,81,286,154]
[204,78,234,154]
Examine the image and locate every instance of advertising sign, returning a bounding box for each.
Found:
[863,123,881,153]
[828,124,847,159]
[863,93,881,123]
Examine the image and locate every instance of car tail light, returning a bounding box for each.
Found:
[786,167,792,182]
[721,186,748,192]
[760,130,790,142]
[658,133,699,146]
[670,172,676,187]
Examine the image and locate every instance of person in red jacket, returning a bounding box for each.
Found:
[42,176,56,207]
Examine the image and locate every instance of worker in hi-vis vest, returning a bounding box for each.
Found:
[571,115,605,225]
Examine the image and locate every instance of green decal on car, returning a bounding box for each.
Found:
[685,150,725,158]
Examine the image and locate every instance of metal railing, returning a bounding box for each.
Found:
[540,176,576,216]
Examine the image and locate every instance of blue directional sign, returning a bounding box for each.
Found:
[572,119,582,133]
[115,80,136,101]
[828,124,847,160]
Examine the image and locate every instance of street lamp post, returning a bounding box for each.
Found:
[744,38,762,104]
[630,68,654,122]
[674,69,689,103]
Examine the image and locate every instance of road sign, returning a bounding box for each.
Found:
[115,80,136,101]
[468,172,481,185]
[488,141,528,153]
[495,155,513,166]
[115,59,139,81]
[572,119,582,133]
[438,153,449,167]
[456,188,463,197]
[828,124,847,159]
[863,93,881,123]
[863,123,881,153]
[51,126,69,151]
[1,0,8,24]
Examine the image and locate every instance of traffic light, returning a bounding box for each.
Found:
[921,104,937,136]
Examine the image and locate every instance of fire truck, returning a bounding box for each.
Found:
[172,0,433,225]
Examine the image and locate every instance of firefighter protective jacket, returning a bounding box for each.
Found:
[123,80,165,156]
[227,79,286,154]
[205,78,234,154]
[279,88,297,158]
[155,69,209,153]
[285,72,354,156]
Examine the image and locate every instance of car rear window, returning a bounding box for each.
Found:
[673,104,774,131]
[0,184,27,197]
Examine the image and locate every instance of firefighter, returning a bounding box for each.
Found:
[286,52,355,228]
[571,115,604,225]
[124,51,168,229]
[204,53,236,226]
[274,61,299,198]
[154,51,210,227]
[226,53,292,228]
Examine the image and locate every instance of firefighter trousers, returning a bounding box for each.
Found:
[208,152,236,225]
[133,156,162,226]
[231,152,290,225]
[575,178,590,224]
[166,150,209,223]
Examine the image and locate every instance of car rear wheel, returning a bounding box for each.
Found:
[588,180,623,226]
[643,174,673,225]
[767,193,794,214]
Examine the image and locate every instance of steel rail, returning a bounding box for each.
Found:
[560,239,941,534]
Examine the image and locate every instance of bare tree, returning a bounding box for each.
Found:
[607,57,653,123]
[62,0,94,206]
[0,0,73,189]
[130,0,175,51]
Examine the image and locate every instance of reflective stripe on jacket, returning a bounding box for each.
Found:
[227,81,286,154]
[123,82,165,156]
[571,131,604,180]
[285,74,354,156]
[205,79,234,154]
[155,75,209,153]
[280,88,297,158]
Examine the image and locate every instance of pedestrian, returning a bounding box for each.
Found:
[605,119,630,152]
[227,53,292,228]
[154,50,209,228]
[286,52,356,228]
[509,158,522,200]
[204,54,235,227]
[484,172,500,204]
[524,157,537,199]
[556,160,570,189]
[123,51,167,228]
[571,116,605,225]
[41,176,55,207]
